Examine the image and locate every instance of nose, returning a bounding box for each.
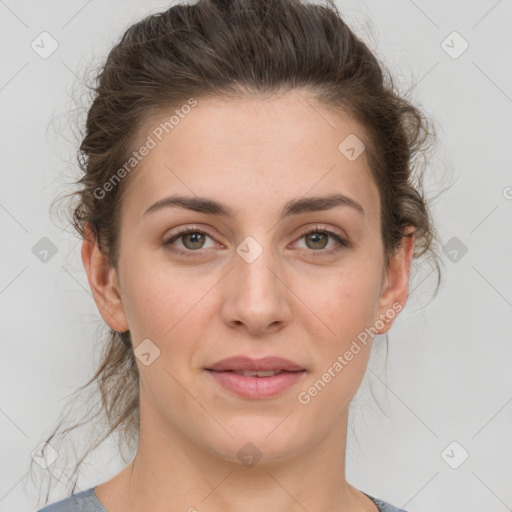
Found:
[220,240,292,336]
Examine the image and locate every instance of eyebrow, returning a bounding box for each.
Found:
[142,193,365,220]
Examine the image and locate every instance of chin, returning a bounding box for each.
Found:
[200,416,311,467]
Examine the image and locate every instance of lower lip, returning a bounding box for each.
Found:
[205,370,306,399]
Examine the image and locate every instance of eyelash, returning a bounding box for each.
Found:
[163,225,350,259]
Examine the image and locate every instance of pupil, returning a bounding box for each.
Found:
[185,232,205,249]
[307,232,327,249]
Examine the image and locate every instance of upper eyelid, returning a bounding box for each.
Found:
[165,224,347,248]
[295,224,346,239]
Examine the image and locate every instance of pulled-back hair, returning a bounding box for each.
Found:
[31,0,444,503]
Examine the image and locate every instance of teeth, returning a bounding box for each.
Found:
[232,370,283,377]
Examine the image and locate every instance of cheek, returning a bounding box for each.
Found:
[119,256,217,349]
[117,257,179,344]
[295,268,380,413]
[294,261,383,348]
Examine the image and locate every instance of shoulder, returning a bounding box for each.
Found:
[363,491,411,512]
[36,487,409,512]
[36,487,106,512]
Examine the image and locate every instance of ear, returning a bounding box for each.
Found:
[81,223,129,332]
[374,226,415,334]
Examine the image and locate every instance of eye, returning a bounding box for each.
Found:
[163,224,350,258]
[292,225,350,256]
[163,226,218,257]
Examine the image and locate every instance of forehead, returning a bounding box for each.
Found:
[121,92,380,227]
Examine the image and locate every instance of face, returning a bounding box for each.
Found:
[83,91,413,466]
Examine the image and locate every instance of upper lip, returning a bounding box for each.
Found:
[206,356,305,372]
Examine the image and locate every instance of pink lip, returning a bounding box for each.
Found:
[206,369,306,399]
[205,356,306,399]
[206,356,305,372]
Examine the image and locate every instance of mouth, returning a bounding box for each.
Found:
[225,369,291,377]
[204,356,306,399]
[205,355,305,372]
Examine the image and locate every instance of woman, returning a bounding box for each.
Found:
[34,0,442,510]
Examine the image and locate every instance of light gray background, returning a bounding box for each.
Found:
[1,1,511,511]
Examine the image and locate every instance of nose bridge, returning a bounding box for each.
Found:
[223,233,289,332]
[234,234,280,298]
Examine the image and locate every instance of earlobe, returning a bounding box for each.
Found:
[374,227,415,334]
[81,224,129,333]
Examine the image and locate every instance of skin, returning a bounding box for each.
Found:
[82,91,414,512]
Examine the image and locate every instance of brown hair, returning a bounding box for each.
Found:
[31,0,445,503]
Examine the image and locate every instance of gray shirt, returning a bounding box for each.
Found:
[36,487,411,511]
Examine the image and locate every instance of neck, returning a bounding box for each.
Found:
[95,401,376,512]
